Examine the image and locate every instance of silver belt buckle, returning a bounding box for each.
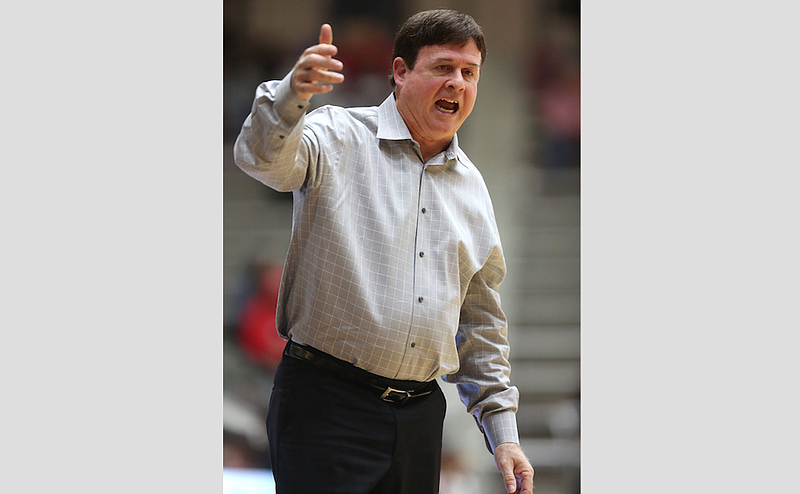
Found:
[380,387,411,403]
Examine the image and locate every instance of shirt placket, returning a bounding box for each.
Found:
[396,156,433,376]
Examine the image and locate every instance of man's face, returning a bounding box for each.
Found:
[393,40,481,148]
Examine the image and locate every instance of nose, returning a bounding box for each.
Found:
[447,72,466,92]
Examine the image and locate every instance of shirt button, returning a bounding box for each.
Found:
[410,341,416,348]
[421,207,427,214]
[418,296,424,303]
[419,251,424,257]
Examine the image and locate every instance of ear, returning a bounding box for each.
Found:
[392,57,408,87]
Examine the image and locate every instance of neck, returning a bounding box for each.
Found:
[393,92,453,163]
[418,140,450,163]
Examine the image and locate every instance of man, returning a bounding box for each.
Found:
[234,9,534,494]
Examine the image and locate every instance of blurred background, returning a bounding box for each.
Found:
[222,0,580,493]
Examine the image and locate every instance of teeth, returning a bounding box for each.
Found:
[436,98,458,113]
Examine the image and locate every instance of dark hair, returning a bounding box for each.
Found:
[389,9,487,87]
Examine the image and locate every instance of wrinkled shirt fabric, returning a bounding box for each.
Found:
[234,73,520,450]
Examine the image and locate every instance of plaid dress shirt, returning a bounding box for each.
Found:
[234,73,520,451]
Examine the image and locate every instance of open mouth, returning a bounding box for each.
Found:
[435,98,459,114]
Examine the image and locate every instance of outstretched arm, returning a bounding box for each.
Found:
[233,23,345,191]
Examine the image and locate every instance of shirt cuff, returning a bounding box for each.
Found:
[272,70,312,125]
[482,410,520,453]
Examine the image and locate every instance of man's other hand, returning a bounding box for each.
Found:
[494,442,534,494]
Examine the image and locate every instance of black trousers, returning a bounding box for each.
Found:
[266,349,446,494]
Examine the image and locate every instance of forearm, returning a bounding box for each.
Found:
[445,264,521,452]
[482,408,521,452]
[233,71,313,192]
[448,367,520,452]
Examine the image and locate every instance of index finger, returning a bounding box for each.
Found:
[319,23,333,45]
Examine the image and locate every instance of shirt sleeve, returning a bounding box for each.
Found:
[233,71,319,192]
[443,245,521,453]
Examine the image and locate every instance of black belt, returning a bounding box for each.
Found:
[284,340,435,404]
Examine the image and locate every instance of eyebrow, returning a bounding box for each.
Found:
[433,57,481,68]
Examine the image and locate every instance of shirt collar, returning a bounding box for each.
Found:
[377,93,466,169]
[377,93,412,141]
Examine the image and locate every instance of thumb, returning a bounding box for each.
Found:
[319,23,333,45]
[501,465,517,493]
[505,477,517,493]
